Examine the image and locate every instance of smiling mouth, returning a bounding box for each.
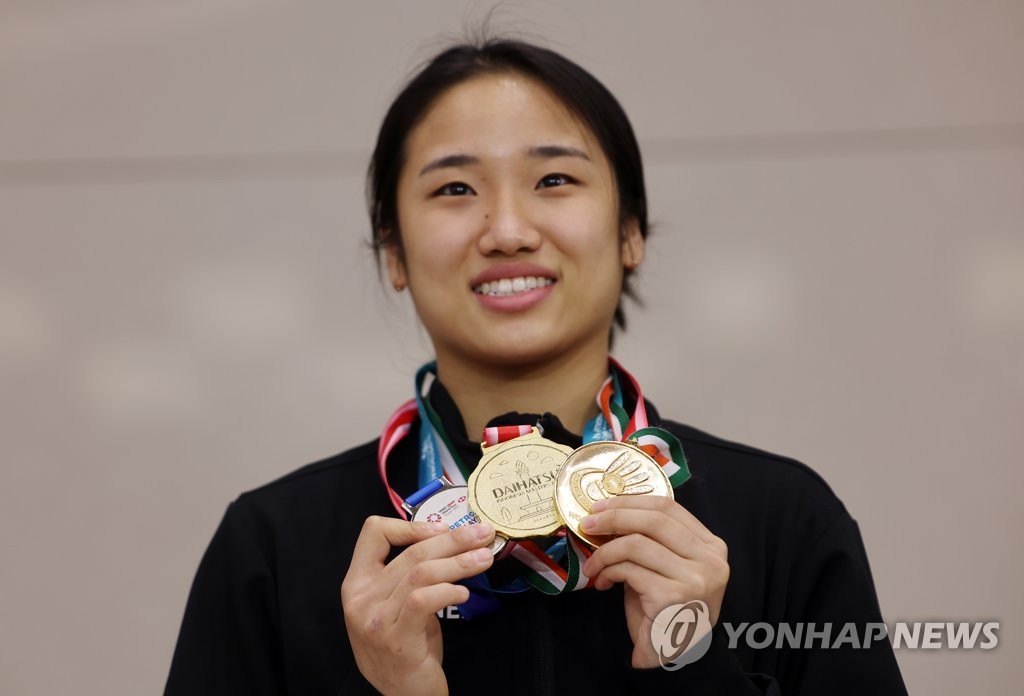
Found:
[473,276,555,297]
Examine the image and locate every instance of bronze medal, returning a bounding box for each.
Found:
[554,440,673,547]
[467,428,573,539]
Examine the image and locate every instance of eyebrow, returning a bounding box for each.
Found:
[527,145,591,162]
[418,154,479,176]
[417,145,591,177]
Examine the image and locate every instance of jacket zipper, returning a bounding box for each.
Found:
[532,593,555,695]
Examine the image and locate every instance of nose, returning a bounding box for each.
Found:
[477,189,542,256]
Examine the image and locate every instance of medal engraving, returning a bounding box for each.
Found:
[468,430,573,539]
[555,441,672,547]
[410,484,507,555]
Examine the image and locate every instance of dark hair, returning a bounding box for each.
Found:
[367,38,648,331]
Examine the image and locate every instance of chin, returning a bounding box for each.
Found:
[459,326,593,371]
[476,341,563,368]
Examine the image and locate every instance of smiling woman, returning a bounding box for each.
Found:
[165,38,907,695]
[387,73,641,438]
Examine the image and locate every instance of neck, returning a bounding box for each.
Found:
[435,347,610,441]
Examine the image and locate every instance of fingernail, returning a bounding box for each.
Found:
[591,499,609,513]
[470,547,492,562]
[473,522,494,540]
[429,522,447,532]
[581,515,597,532]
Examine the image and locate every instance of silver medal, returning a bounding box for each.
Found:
[408,480,508,556]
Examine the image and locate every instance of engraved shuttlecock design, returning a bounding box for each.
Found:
[570,451,656,511]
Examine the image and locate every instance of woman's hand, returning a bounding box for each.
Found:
[579,496,730,669]
[340,516,495,695]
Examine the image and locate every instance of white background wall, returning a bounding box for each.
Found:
[1,1,1022,693]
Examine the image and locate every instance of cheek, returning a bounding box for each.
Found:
[400,215,474,282]
[404,245,455,285]
[552,203,622,268]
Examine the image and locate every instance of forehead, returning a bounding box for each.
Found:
[402,73,605,166]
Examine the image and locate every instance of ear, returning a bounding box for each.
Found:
[621,218,644,270]
[383,233,408,291]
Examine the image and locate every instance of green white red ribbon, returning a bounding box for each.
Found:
[378,359,691,597]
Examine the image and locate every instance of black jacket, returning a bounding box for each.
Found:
[165,388,906,694]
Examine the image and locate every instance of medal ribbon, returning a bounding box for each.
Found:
[379,362,469,521]
[378,359,691,597]
[600,358,690,489]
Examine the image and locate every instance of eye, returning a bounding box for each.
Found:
[433,181,476,196]
[536,173,576,189]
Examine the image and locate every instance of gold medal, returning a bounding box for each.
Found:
[554,440,673,547]
[467,428,573,539]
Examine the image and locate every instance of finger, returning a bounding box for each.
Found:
[591,495,717,544]
[390,546,494,603]
[583,533,689,581]
[591,559,670,593]
[350,516,448,575]
[381,522,495,589]
[395,583,471,632]
[581,506,713,561]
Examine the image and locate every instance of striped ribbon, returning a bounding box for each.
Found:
[378,359,691,598]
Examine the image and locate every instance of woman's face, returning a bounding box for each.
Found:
[389,73,643,371]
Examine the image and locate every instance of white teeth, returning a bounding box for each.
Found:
[473,276,553,297]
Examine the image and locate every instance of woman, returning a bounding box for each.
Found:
[166,39,906,695]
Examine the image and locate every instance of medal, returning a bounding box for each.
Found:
[554,440,673,547]
[467,428,573,539]
[379,360,691,605]
[402,476,507,555]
